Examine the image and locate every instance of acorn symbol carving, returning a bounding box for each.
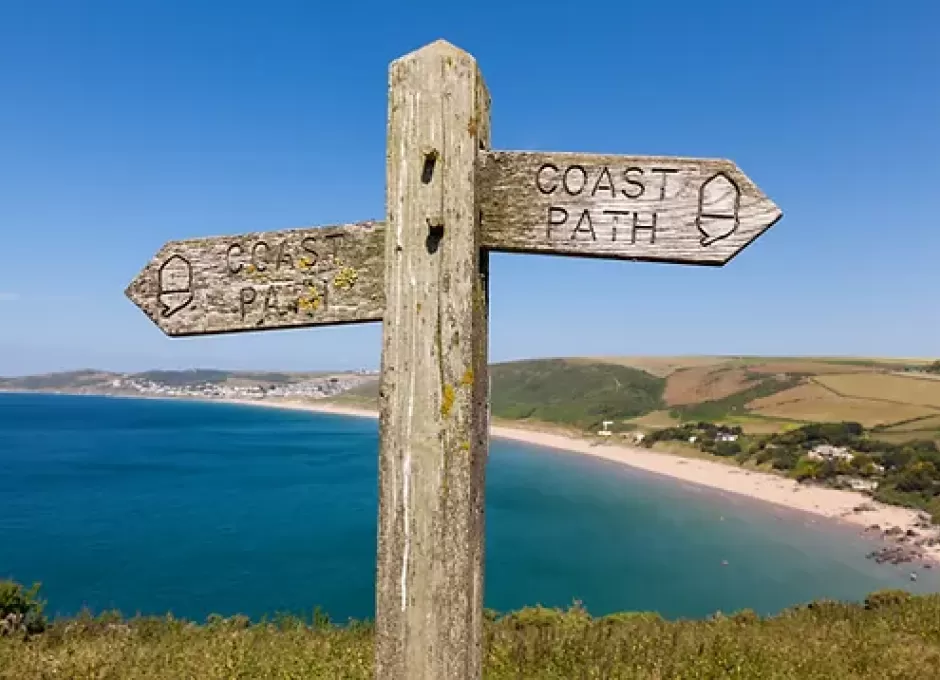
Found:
[695,172,741,247]
[157,254,194,318]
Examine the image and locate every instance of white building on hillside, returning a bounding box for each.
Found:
[808,444,854,462]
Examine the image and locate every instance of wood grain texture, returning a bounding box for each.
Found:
[124,221,385,336]
[375,39,491,680]
[479,151,782,265]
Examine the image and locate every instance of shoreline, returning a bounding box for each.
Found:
[6,390,940,567]
[221,396,940,568]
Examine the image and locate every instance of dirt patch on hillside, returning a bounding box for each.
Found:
[664,367,761,406]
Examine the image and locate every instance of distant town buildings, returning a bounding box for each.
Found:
[105,372,378,402]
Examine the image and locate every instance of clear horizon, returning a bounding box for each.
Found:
[2,353,937,379]
[2,1,938,375]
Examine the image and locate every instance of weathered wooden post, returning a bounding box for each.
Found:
[375,40,491,679]
[125,36,782,680]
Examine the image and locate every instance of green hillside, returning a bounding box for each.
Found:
[329,359,666,430]
[490,359,664,429]
[0,370,117,390]
[331,378,380,405]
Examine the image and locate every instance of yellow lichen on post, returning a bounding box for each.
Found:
[334,266,359,290]
[441,384,455,417]
[297,287,321,315]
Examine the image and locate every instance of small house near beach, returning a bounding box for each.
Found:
[808,444,855,462]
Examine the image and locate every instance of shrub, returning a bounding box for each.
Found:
[792,456,822,481]
[730,609,760,624]
[864,589,913,610]
[716,440,742,457]
[895,461,939,492]
[771,448,800,470]
[0,580,47,635]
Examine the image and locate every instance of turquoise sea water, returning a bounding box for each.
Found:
[1,392,937,623]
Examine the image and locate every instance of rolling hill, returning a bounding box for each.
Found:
[331,356,940,442]
[5,357,939,443]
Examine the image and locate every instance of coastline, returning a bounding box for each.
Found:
[222,396,940,567]
[6,390,939,567]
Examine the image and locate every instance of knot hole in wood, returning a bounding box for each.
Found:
[422,147,445,253]
[421,149,438,184]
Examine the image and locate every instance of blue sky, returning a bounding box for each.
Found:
[0,0,937,376]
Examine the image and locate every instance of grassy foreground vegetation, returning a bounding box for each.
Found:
[2,581,940,679]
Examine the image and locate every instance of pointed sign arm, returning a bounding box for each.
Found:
[125,220,386,337]
[478,150,782,265]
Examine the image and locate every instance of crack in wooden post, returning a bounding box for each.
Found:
[375,39,491,680]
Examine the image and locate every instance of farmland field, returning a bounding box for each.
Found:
[870,431,940,446]
[880,414,940,432]
[814,373,940,409]
[742,360,876,375]
[747,382,936,427]
[717,415,803,433]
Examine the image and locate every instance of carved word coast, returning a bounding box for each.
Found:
[126,221,385,336]
[479,151,782,265]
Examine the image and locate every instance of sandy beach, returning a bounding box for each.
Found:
[222,396,940,567]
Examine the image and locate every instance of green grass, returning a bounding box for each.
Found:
[717,414,806,433]
[3,593,940,678]
[490,359,665,429]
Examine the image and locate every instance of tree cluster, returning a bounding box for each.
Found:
[645,420,940,522]
[642,422,744,456]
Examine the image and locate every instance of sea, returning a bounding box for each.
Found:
[1,392,937,623]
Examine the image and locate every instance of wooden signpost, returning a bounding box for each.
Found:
[126,39,781,680]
